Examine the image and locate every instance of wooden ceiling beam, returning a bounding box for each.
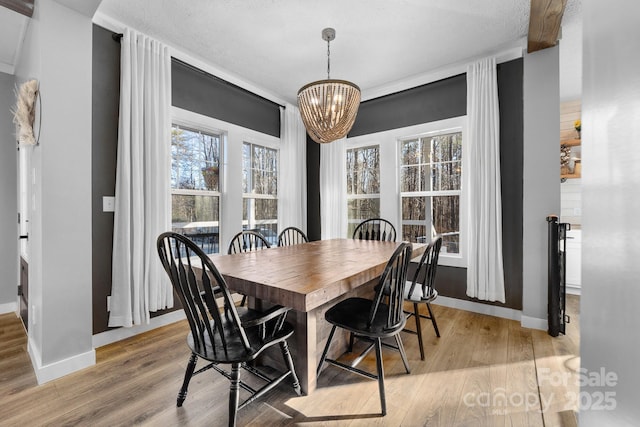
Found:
[0,0,34,18]
[527,0,567,53]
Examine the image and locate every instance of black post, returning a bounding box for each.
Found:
[547,215,561,337]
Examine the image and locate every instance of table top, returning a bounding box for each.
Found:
[209,238,425,312]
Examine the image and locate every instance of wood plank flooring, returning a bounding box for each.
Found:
[0,297,579,426]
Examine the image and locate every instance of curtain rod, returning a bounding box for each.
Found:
[111,32,284,109]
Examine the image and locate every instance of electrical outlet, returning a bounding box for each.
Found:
[107,296,111,312]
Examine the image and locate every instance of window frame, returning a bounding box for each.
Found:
[170,118,225,253]
[345,143,382,237]
[242,138,280,245]
[399,124,466,267]
[346,116,467,267]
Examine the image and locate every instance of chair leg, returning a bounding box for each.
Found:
[317,325,337,376]
[394,335,411,374]
[348,332,355,352]
[228,362,241,427]
[177,353,198,407]
[413,303,425,361]
[374,338,386,416]
[426,302,440,337]
[280,340,301,395]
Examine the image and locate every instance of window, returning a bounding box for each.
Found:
[243,142,278,245]
[171,124,221,253]
[346,145,380,237]
[400,130,462,256]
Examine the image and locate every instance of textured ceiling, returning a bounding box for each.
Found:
[0,1,582,101]
[96,0,582,104]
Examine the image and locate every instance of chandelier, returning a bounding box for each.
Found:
[297,28,361,144]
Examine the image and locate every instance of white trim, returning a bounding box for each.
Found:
[566,285,581,296]
[521,315,548,331]
[0,62,14,75]
[92,309,186,348]
[362,42,525,101]
[434,295,548,331]
[28,338,96,385]
[434,295,522,322]
[0,302,18,314]
[92,12,287,107]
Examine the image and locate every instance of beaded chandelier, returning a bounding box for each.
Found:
[297,28,361,144]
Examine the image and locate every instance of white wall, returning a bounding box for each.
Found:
[580,1,640,425]
[521,45,561,329]
[13,0,94,382]
[0,72,18,312]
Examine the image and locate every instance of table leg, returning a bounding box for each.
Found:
[294,309,317,395]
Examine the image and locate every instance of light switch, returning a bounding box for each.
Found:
[103,196,115,212]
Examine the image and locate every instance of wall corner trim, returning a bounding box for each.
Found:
[28,338,96,385]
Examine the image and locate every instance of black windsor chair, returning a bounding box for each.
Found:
[352,218,397,242]
[277,226,309,246]
[157,232,300,427]
[316,242,413,416]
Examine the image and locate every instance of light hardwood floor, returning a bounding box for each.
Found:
[0,297,579,427]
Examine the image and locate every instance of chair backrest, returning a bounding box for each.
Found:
[157,232,251,356]
[353,218,396,242]
[227,230,271,254]
[369,242,413,330]
[278,226,309,247]
[407,236,443,299]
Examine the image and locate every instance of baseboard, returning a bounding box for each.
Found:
[92,309,186,348]
[28,337,96,385]
[0,301,17,314]
[434,296,548,331]
[434,295,522,321]
[566,285,581,296]
[521,315,548,331]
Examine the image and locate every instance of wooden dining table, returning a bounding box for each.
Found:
[209,238,425,395]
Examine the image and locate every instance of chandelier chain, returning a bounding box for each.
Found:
[326,38,331,79]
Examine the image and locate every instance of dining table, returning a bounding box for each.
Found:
[208,238,426,395]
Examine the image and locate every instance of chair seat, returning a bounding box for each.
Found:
[404,281,438,303]
[324,297,406,338]
[187,313,294,364]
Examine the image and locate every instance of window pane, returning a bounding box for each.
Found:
[400,165,422,192]
[244,143,278,196]
[401,195,460,254]
[171,126,221,191]
[432,195,459,254]
[347,198,380,237]
[430,133,462,163]
[242,198,278,245]
[400,138,421,165]
[171,194,219,254]
[346,146,379,195]
[402,224,429,243]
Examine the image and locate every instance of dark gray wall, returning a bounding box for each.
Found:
[0,71,18,307]
[172,60,280,137]
[92,25,282,334]
[306,59,524,310]
[92,25,120,333]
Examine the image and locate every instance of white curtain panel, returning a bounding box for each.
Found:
[278,104,307,232]
[109,28,173,327]
[320,138,346,239]
[466,57,506,303]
